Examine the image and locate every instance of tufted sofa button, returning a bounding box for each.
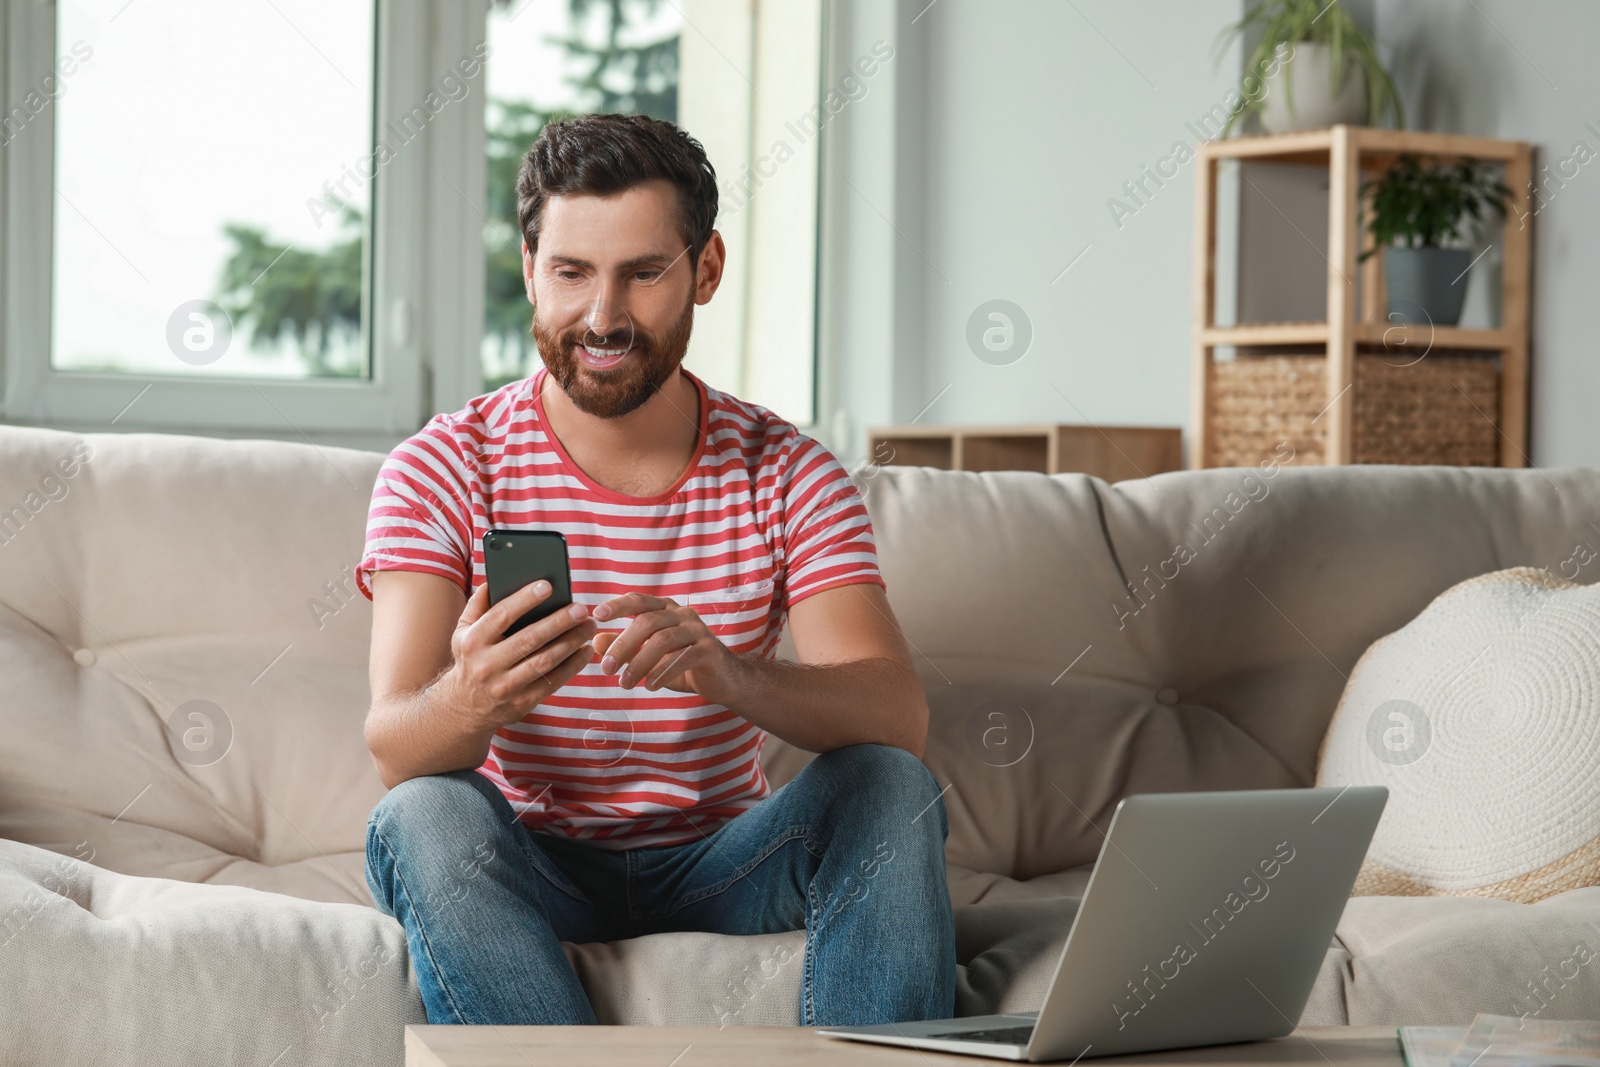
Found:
[1154,687,1178,706]
[72,647,97,668]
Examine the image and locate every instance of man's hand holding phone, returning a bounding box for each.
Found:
[445,580,599,730]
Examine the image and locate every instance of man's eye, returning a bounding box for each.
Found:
[634,271,660,282]
[556,270,581,282]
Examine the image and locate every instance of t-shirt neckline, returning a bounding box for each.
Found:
[529,365,710,506]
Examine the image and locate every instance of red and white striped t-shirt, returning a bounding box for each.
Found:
[356,366,884,849]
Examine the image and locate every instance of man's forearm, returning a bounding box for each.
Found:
[368,641,928,786]
[365,673,499,789]
[715,654,929,758]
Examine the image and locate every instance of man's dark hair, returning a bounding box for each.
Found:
[516,113,719,270]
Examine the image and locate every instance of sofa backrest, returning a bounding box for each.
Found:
[0,424,1593,893]
[764,458,1600,879]
[0,427,382,902]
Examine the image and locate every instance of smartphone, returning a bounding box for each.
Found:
[482,529,573,637]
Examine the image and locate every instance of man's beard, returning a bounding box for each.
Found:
[532,296,695,419]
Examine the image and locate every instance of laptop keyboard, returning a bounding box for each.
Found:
[926,1024,1036,1044]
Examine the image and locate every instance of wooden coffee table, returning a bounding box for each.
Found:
[405,1023,1401,1066]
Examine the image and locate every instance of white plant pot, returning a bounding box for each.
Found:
[1258,41,1367,134]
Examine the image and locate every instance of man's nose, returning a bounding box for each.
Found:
[584,286,630,339]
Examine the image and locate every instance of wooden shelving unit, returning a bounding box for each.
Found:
[1192,126,1534,468]
[867,424,1183,481]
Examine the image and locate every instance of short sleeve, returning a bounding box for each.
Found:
[355,422,475,600]
[780,436,886,608]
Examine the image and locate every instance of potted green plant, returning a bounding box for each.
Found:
[1219,0,1404,136]
[1360,155,1511,326]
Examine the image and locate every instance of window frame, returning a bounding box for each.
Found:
[0,0,448,438]
[679,0,824,430]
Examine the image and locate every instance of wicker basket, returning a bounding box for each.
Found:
[1209,353,1500,467]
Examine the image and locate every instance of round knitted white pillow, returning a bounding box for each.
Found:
[1316,566,1600,903]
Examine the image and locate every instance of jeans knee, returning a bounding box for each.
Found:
[817,742,937,792]
[367,771,513,911]
[814,744,947,840]
[371,769,462,824]
[368,770,502,851]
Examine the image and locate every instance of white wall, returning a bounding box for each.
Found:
[817,0,1242,465]
[816,0,1600,469]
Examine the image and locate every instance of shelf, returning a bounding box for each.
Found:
[869,423,1056,438]
[868,424,1182,480]
[1202,323,1514,350]
[1198,126,1529,169]
[963,434,1050,474]
[1354,323,1514,350]
[1203,322,1329,346]
[1191,125,1531,468]
[870,433,952,470]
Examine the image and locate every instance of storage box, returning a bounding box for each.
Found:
[1208,353,1500,467]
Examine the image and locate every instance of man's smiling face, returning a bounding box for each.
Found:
[524,179,701,419]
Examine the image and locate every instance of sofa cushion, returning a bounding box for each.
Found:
[0,838,420,1067]
[1314,886,1600,1025]
[434,896,1091,1027]
[574,886,1600,1028]
[10,821,1598,1067]
[764,682,1295,882]
[1318,567,1600,903]
[0,829,1083,1049]
[0,427,383,902]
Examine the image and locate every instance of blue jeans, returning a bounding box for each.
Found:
[365,743,957,1027]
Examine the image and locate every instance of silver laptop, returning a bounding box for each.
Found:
[817,785,1387,1062]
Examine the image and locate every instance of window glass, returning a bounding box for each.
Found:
[51,0,376,379]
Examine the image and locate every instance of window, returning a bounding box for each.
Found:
[0,0,821,441]
[4,0,432,439]
[49,0,376,382]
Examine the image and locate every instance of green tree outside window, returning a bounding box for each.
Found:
[216,0,679,386]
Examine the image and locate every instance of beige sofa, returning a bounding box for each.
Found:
[1,422,1597,1067]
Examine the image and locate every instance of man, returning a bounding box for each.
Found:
[357,113,955,1028]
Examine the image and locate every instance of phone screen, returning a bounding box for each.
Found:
[482,529,573,636]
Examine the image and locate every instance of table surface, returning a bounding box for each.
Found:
[405,1024,1403,1067]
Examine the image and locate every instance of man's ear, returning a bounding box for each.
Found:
[693,230,727,306]
[522,240,536,304]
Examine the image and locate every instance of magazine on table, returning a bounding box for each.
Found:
[1397,1015,1600,1067]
